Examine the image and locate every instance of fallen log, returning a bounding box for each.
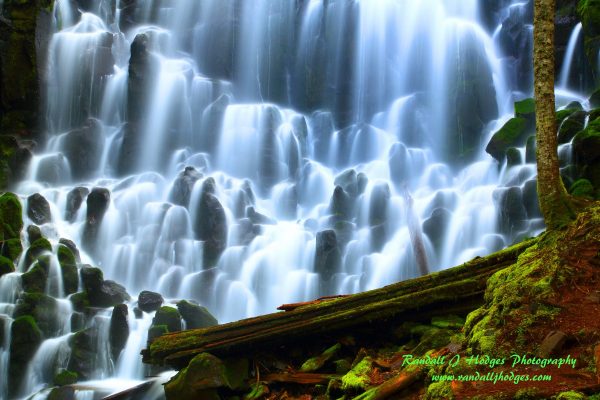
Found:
[277,295,351,311]
[261,372,339,385]
[143,238,535,369]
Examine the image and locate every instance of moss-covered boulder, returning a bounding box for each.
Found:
[69,291,90,312]
[570,178,596,199]
[54,369,78,386]
[0,136,33,189]
[0,193,23,257]
[177,300,218,329]
[48,387,75,400]
[24,237,52,267]
[164,353,248,399]
[514,98,536,122]
[578,0,600,73]
[21,261,48,293]
[485,117,530,161]
[152,306,182,333]
[26,224,42,243]
[58,244,78,295]
[80,265,130,308]
[0,255,15,277]
[572,117,600,187]
[68,329,97,380]
[148,324,169,342]
[14,292,59,336]
[9,316,42,396]
[558,110,587,144]
[506,147,522,167]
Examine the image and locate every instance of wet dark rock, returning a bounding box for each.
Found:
[525,135,536,163]
[152,306,182,333]
[48,387,76,400]
[81,265,103,292]
[138,290,164,313]
[0,136,33,189]
[522,179,541,218]
[27,193,52,225]
[369,183,390,251]
[54,369,78,386]
[59,238,81,262]
[506,147,522,167]
[26,225,42,244]
[82,187,110,254]
[81,265,130,308]
[246,206,276,225]
[194,189,227,268]
[68,329,98,380]
[486,117,531,162]
[148,324,169,342]
[329,186,352,221]
[21,262,48,293]
[558,110,587,144]
[494,186,528,236]
[233,218,257,246]
[423,208,452,251]
[9,316,42,397]
[36,154,70,185]
[177,300,218,329]
[169,167,203,207]
[133,307,143,319]
[110,304,130,360]
[496,5,534,92]
[314,230,341,281]
[62,118,105,180]
[65,187,89,222]
[0,193,23,244]
[14,292,59,337]
[334,169,359,198]
[58,244,79,295]
[332,220,355,248]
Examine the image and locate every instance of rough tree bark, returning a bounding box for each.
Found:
[534,0,576,229]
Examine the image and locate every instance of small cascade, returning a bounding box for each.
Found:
[20,334,72,397]
[559,23,583,89]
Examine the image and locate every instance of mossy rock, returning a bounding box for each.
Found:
[570,178,595,199]
[555,391,587,400]
[2,238,23,262]
[14,292,60,336]
[506,147,522,167]
[177,300,218,329]
[48,387,75,400]
[24,237,52,267]
[514,98,535,120]
[26,224,42,243]
[556,108,578,125]
[69,291,90,312]
[431,315,465,329]
[486,117,530,161]
[0,255,15,277]
[525,135,536,163]
[0,192,23,241]
[148,324,169,342]
[9,316,42,396]
[558,110,588,144]
[21,261,48,293]
[68,329,97,380]
[152,306,182,333]
[573,119,600,164]
[54,369,78,386]
[341,356,374,392]
[164,353,248,399]
[58,245,78,295]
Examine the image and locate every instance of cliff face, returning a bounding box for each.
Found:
[0,0,54,140]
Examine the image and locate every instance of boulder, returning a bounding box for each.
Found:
[494,187,528,236]
[558,110,587,144]
[26,225,42,243]
[36,154,70,185]
[177,300,218,329]
[0,192,23,242]
[329,186,352,221]
[246,206,276,225]
[0,255,14,278]
[525,135,536,163]
[423,208,452,251]
[486,117,530,161]
[21,262,48,293]
[522,179,542,218]
[194,189,227,268]
[24,237,52,268]
[9,316,42,396]
[152,306,182,333]
[48,387,75,400]
[369,183,390,251]
[314,230,341,281]
[569,178,595,199]
[27,193,51,225]
[14,292,59,336]
[68,329,97,380]
[82,187,110,254]
[62,118,105,180]
[164,353,248,399]
[110,304,129,360]
[58,244,79,295]
[65,187,89,222]
[90,280,131,308]
[54,370,78,386]
[572,118,600,186]
[169,167,203,207]
[506,147,522,167]
[59,238,81,262]
[138,290,164,313]
[0,136,33,189]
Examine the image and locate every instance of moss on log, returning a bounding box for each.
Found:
[143,238,535,369]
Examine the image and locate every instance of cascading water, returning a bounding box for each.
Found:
[1,0,593,398]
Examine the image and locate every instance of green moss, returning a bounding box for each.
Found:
[341,356,373,392]
[514,98,535,118]
[556,109,577,125]
[300,342,342,372]
[24,237,52,267]
[54,369,78,386]
[425,381,455,400]
[58,245,78,295]
[148,324,169,342]
[9,315,42,396]
[431,315,465,330]
[14,292,59,336]
[152,306,182,333]
[69,292,90,312]
[244,383,269,400]
[570,179,595,199]
[485,117,529,161]
[0,192,23,240]
[0,255,15,277]
[555,391,587,400]
[21,262,48,293]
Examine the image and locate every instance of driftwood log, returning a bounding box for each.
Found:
[142,238,535,369]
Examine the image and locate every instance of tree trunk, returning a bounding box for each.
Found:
[534,0,575,229]
[142,239,535,369]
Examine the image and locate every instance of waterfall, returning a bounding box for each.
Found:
[1,0,593,397]
[559,22,583,89]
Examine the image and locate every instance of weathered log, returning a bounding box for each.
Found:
[143,239,535,369]
[277,295,351,311]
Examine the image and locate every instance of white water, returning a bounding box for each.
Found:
[559,22,583,89]
[2,0,592,398]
